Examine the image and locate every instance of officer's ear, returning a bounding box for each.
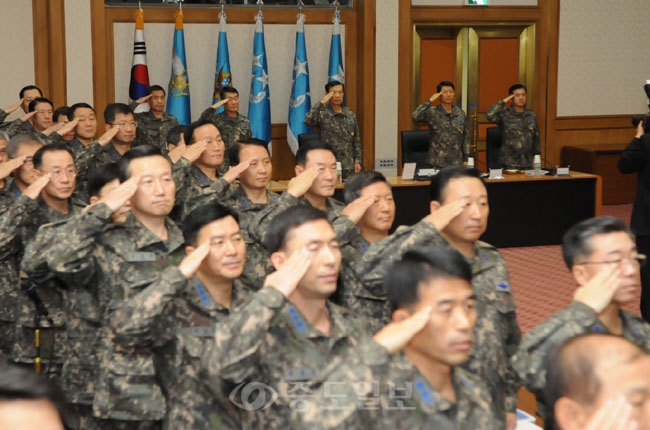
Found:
[89,195,99,205]
[185,245,195,257]
[571,264,590,287]
[429,200,441,213]
[270,251,286,271]
[295,164,304,176]
[554,397,588,430]
[392,308,411,324]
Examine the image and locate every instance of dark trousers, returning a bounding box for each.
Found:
[638,235,650,321]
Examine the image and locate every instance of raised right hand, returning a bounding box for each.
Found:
[584,395,637,430]
[179,241,211,279]
[320,91,334,105]
[373,306,432,354]
[287,167,319,198]
[342,195,375,223]
[573,266,621,313]
[96,175,141,213]
[98,126,121,146]
[20,111,37,123]
[502,94,515,104]
[0,156,27,181]
[425,199,465,231]
[211,98,229,110]
[181,141,209,164]
[4,99,23,114]
[429,92,441,103]
[23,173,52,200]
[264,248,311,298]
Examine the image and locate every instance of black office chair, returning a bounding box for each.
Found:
[298,132,319,148]
[486,127,502,169]
[400,130,430,166]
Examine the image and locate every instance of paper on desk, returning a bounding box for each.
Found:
[524,170,549,176]
[516,421,542,430]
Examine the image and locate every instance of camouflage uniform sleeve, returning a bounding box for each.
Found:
[0,195,39,260]
[513,301,599,399]
[202,286,286,384]
[110,265,186,348]
[351,114,362,165]
[199,107,217,122]
[357,219,444,288]
[504,309,522,412]
[249,192,301,245]
[3,119,28,137]
[21,222,62,284]
[128,100,138,111]
[329,213,361,244]
[486,100,505,124]
[0,109,7,125]
[43,132,63,145]
[300,337,389,428]
[171,157,192,191]
[74,140,104,180]
[304,102,327,128]
[412,101,432,123]
[43,203,114,288]
[181,178,237,215]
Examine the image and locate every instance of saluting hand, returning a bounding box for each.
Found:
[179,241,211,280]
[20,111,37,123]
[342,194,375,224]
[222,159,252,184]
[4,99,23,114]
[181,140,209,164]
[573,266,621,313]
[429,92,441,103]
[0,156,27,181]
[264,247,311,298]
[373,306,432,354]
[425,199,465,231]
[23,173,52,200]
[95,175,141,213]
[168,141,187,164]
[502,94,515,104]
[135,94,152,104]
[584,395,638,430]
[320,91,335,105]
[287,167,320,198]
[211,98,229,110]
[98,126,120,146]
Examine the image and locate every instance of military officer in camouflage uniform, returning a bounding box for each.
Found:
[33,146,184,428]
[199,86,252,172]
[21,163,130,429]
[300,246,497,429]
[0,85,43,134]
[514,216,650,421]
[202,206,365,428]
[304,81,362,178]
[412,81,472,168]
[486,84,541,169]
[0,174,51,365]
[129,85,179,152]
[357,166,521,429]
[66,103,99,156]
[110,203,252,429]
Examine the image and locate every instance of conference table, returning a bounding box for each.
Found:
[270,171,602,248]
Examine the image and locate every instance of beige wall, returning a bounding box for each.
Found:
[0,1,35,121]
[113,21,344,123]
[65,0,94,107]
[557,0,650,116]
[412,0,537,5]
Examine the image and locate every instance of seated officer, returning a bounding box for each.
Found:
[515,216,650,420]
[300,246,497,428]
[202,206,365,428]
[544,333,650,430]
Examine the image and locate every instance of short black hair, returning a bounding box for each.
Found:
[69,103,94,119]
[183,120,218,146]
[343,170,391,204]
[325,80,344,93]
[429,165,484,202]
[182,202,240,246]
[219,86,239,100]
[104,103,134,124]
[386,246,472,312]
[167,125,185,146]
[28,98,53,113]
[508,83,527,95]
[229,138,270,166]
[147,85,165,96]
[265,206,329,253]
[0,365,65,420]
[295,140,336,166]
[87,163,120,198]
[543,333,644,430]
[436,81,455,93]
[19,85,43,99]
[32,143,74,170]
[562,216,634,269]
[117,145,170,182]
[53,106,71,123]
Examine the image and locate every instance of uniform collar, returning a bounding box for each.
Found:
[124,214,185,252]
[186,277,250,315]
[281,300,356,344]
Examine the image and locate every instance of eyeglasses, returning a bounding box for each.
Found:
[110,122,137,129]
[578,254,647,268]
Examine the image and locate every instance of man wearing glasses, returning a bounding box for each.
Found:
[514,216,650,421]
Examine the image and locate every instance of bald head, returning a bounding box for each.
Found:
[547,334,650,430]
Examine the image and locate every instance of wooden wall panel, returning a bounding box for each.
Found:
[32,0,67,107]
[477,38,519,112]
[419,39,456,103]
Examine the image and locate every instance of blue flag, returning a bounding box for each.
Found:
[287,15,312,155]
[212,11,232,111]
[248,12,271,143]
[328,10,345,102]
[166,9,191,125]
